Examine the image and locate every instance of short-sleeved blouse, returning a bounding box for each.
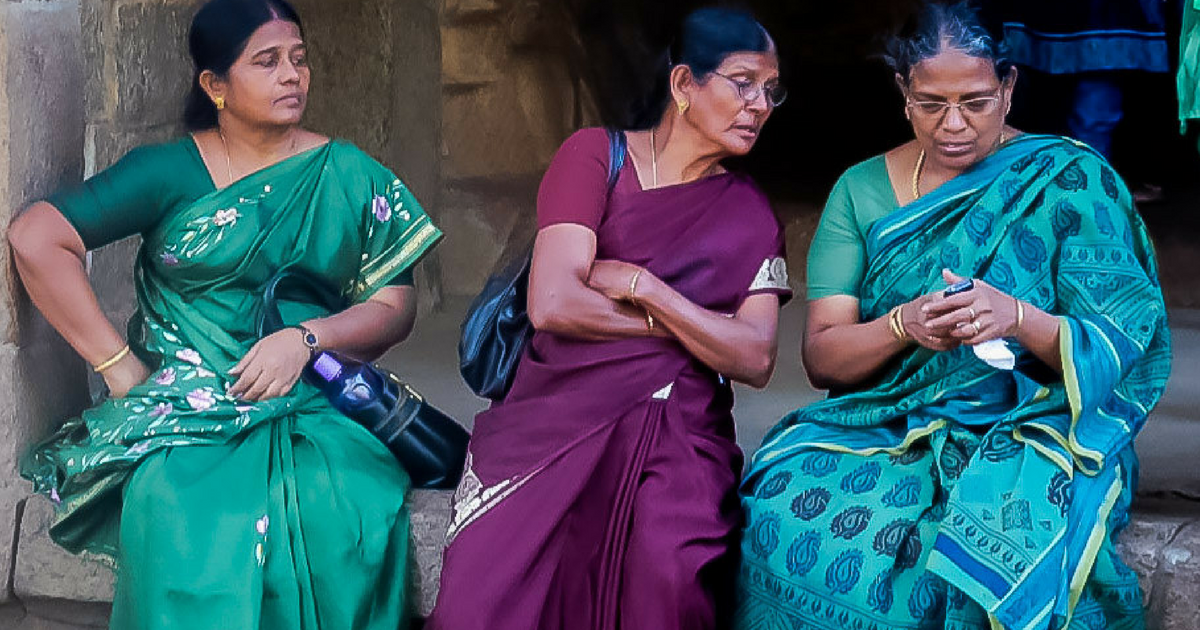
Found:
[805,155,900,300]
[47,137,414,286]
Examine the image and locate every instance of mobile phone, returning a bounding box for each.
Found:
[943,279,975,298]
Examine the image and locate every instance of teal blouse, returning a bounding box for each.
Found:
[805,155,898,300]
[48,136,414,286]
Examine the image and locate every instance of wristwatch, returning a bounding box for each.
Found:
[292,325,320,353]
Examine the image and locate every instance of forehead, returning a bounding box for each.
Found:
[244,19,304,53]
[715,51,779,77]
[908,49,999,96]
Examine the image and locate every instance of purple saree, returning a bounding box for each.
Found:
[427,128,790,630]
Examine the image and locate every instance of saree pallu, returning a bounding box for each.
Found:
[737,135,1170,630]
[427,169,789,630]
[21,141,441,629]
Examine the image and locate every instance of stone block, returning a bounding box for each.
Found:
[438,177,538,297]
[0,0,85,343]
[292,0,394,161]
[440,10,578,183]
[409,489,453,617]
[14,497,116,605]
[109,0,198,128]
[1138,518,1200,630]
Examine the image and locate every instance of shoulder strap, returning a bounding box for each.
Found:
[605,128,627,194]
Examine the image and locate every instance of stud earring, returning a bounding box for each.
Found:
[677,100,689,115]
[214,96,225,111]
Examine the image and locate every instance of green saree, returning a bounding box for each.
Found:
[736,135,1170,630]
[22,139,442,629]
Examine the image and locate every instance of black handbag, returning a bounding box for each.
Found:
[458,129,627,400]
[258,269,469,489]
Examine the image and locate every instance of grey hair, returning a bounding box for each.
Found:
[884,2,1013,84]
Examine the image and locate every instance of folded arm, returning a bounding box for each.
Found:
[526,224,667,341]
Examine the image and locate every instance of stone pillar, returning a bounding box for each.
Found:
[0,0,92,613]
[8,0,198,622]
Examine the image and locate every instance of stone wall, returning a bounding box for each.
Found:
[0,0,92,616]
[438,0,597,297]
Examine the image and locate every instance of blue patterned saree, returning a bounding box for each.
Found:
[736,135,1171,630]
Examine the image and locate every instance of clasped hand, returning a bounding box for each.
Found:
[901,269,1020,351]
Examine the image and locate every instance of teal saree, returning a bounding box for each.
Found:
[737,135,1171,630]
[22,140,442,629]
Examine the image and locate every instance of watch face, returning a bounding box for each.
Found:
[303,331,319,349]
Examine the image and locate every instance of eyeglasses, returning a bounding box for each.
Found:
[906,94,1001,120]
[710,72,788,108]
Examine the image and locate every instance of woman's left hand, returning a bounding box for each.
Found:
[227,327,311,401]
[922,269,1020,345]
[587,260,649,302]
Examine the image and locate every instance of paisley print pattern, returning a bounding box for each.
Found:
[839,462,881,494]
[790,487,832,521]
[756,471,792,500]
[785,531,822,577]
[824,550,864,594]
[881,476,922,508]
[829,506,873,540]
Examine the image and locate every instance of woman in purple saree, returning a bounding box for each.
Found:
[427,9,790,630]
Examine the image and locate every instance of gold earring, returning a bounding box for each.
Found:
[214,96,225,111]
[677,100,689,115]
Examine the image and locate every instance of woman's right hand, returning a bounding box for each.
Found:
[900,292,962,352]
[102,353,151,399]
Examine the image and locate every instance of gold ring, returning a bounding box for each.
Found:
[972,321,981,335]
[968,307,977,320]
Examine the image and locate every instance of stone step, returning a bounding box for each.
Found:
[14,490,1200,627]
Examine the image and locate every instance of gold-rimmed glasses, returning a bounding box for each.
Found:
[906,93,1002,120]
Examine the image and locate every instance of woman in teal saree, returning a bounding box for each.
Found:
[736,5,1170,630]
[7,1,440,628]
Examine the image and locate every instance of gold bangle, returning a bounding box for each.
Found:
[888,306,908,342]
[646,310,655,332]
[93,345,131,373]
[1015,298,1025,331]
[628,269,643,303]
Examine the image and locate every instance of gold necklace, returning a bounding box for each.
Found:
[217,128,234,185]
[911,149,926,201]
[651,128,659,188]
[912,131,1009,200]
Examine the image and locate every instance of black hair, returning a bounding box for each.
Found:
[631,7,774,129]
[885,1,1012,85]
[183,0,305,130]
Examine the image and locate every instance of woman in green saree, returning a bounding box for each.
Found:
[736,4,1170,630]
[7,0,441,628]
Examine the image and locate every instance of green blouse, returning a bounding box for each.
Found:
[805,154,899,300]
[48,136,413,286]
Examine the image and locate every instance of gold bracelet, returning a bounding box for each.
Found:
[888,306,908,342]
[93,345,131,373]
[646,310,655,332]
[628,269,643,303]
[1015,298,1025,332]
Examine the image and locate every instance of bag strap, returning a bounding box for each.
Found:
[258,269,347,338]
[605,128,627,194]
